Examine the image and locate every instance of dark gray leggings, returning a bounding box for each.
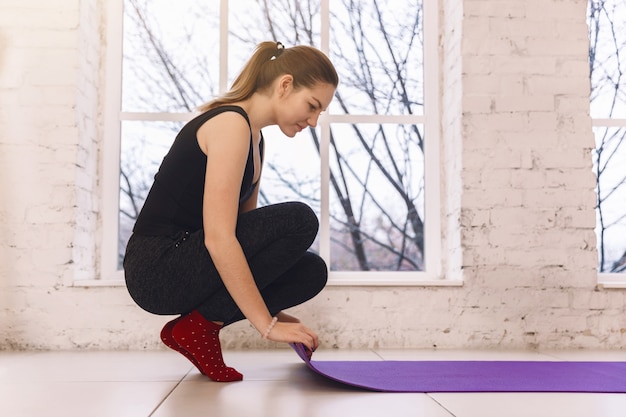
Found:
[123,202,327,325]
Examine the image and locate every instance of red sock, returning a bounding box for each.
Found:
[171,310,243,382]
[160,316,206,375]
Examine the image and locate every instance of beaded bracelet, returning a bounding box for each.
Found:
[262,317,278,339]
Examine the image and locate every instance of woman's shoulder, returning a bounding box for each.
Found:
[196,106,252,154]
[196,105,251,126]
[200,106,251,134]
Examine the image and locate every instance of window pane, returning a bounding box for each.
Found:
[118,120,184,266]
[329,123,425,271]
[593,126,626,273]
[330,0,424,116]
[228,0,321,73]
[259,127,321,206]
[588,0,626,119]
[122,0,220,112]
[260,126,321,253]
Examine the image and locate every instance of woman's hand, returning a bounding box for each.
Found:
[266,321,319,352]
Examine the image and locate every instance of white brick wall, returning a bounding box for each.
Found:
[1,0,624,351]
[72,0,101,284]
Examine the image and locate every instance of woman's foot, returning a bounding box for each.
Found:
[160,316,206,375]
[169,310,243,382]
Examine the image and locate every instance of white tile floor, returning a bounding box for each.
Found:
[2,348,626,417]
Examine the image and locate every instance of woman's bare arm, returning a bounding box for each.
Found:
[197,112,318,350]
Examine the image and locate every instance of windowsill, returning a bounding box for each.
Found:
[325,271,462,286]
[597,273,626,289]
[75,272,626,289]
[73,278,127,287]
[73,271,463,288]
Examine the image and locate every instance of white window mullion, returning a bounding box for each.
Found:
[318,0,332,271]
[423,0,442,279]
[120,112,197,122]
[319,116,331,266]
[99,0,125,283]
[320,0,330,54]
[325,114,426,124]
[220,0,229,94]
[592,119,626,127]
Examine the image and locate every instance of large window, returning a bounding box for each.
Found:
[588,0,626,282]
[101,0,440,285]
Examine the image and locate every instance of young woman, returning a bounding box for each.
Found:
[123,42,338,382]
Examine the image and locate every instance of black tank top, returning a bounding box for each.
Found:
[132,106,263,237]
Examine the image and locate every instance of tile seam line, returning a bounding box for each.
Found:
[148,367,193,417]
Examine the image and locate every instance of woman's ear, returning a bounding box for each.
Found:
[277,74,294,97]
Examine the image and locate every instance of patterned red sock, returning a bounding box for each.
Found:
[171,310,243,382]
[160,316,206,375]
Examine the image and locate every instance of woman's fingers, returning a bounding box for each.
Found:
[296,325,317,351]
[310,331,319,351]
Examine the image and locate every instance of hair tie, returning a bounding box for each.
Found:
[270,42,285,60]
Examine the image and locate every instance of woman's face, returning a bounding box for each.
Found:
[275,79,336,138]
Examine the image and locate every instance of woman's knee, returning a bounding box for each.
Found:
[286,201,319,237]
[303,251,328,293]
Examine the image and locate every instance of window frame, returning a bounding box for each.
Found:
[588,0,626,287]
[93,0,445,287]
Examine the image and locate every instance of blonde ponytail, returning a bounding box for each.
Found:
[199,42,338,112]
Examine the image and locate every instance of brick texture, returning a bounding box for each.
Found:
[1,0,623,350]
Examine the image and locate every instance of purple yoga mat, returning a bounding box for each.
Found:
[290,343,626,393]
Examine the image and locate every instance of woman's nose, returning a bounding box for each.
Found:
[308,113,320,128]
